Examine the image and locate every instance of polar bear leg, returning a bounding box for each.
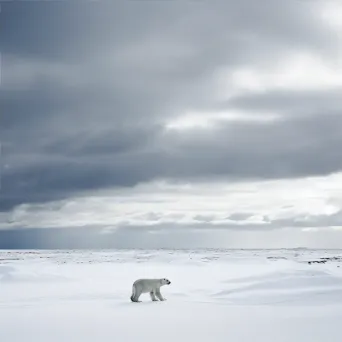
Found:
[131,284,142,302]
[150,291,158,301]
[156,289,166,301]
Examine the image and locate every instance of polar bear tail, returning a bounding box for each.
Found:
[130,284,136,302]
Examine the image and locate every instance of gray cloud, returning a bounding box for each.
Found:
[2,214,342,249]
[2,106,342,212]
[272,210,342,229]
[223,89,342,115]
[0,226,233,250]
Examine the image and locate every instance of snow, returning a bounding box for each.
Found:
[1,249,342,342]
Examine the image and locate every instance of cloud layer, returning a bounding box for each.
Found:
[1,0,342,247]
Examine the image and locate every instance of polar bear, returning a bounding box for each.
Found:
[130,278,171,302]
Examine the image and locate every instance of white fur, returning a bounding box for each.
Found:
[130,278,171,302]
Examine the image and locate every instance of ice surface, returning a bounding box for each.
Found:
[1,249,342,341]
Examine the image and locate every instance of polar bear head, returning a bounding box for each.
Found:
[161,278,171,285]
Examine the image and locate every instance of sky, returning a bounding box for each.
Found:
[1,0,342,249]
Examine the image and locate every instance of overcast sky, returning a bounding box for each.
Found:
[1,0,342,249]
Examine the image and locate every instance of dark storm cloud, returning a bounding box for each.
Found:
[0,1,184,60]
[1,0,341,211]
